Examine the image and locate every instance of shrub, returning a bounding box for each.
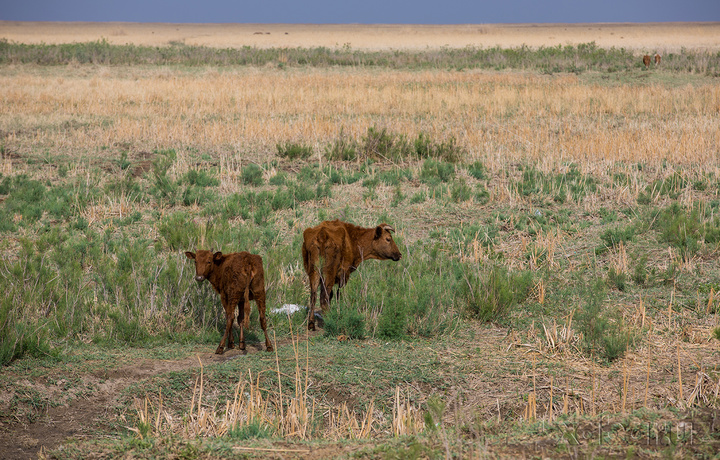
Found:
[575,279,633,362]
[315,183,332,200]
[117,151,131,170]
[324,306,366,339]
[391,185,406,206]
[599,224,636,249]
[277,142,313,160]
[183,169,219,187]
[377,168,412,185]
[150,149,179,205]
[646,172,687,199]
[228,420,274,440]
[376,301,407,339]
[607,267,627,291]
[465,265,533,322]
[182,186,216,206]
[631,255,648,286]
[158,212,200,250]
[450,179,472,203]
[297,164,324,184]
[268,171,287,186]
[0,175,92,224]
[650,203,720,260]
[253,203,272,226]
[0,296,54,365]
[241,163,264,186]
[361,126,411,161]
[414,132,464,163]
[420,159,455,185]
[324,130,359,161]
[475,185,490,204]
[467,161,487,180]
[409,191,427,204]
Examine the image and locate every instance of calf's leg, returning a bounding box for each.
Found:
[307,268,320,330]
[216,294,236,355]
[237,297,246,351]
[255,291,273,352]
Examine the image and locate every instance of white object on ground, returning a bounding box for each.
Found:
[271,304,306,315]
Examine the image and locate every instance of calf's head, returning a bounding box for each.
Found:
[185,250,223,282]
[372,224,402,261]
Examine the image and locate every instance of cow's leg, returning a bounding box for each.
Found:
[239,285,252,351]
[255,291,273,352]
[307,268,320,330]
[237,297,246,351]
[319,274,331,311]
[217,294,235,354]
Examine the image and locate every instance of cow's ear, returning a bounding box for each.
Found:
[374,226,383,239]
[185,251,195,260]
[213,251,223,262]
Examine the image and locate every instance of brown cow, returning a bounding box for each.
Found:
[185,250,273,354]
[654,53,661,65]
[642,55,651,68]
[301,220,402,330]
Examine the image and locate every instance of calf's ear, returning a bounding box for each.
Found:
[374,226,383,239]
[185,251,195,259]
[213,251,223,262]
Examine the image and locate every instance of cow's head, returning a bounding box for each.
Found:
[372,224,402,261]
[185,250,222,282]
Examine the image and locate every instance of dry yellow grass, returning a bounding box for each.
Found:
[2,66,718,169]
[2,21,720,53]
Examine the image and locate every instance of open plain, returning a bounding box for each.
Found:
[1,22,720,459]
[3,21,720,52]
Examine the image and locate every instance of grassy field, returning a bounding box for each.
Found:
[1,34,720,459]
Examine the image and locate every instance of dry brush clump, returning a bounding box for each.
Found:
[127,334,423,443]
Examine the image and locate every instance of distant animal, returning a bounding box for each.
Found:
[185,250,273,354]
[642,55,651,68]
[301,220,402,330]
[654,53,661,65]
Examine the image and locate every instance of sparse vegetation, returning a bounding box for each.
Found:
[2,39,719,74]
[276,141,314,160]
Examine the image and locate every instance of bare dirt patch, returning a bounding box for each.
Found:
[0,332,316,460]
[1,21,719,52]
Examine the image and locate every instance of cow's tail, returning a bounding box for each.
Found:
[304,229,327,274]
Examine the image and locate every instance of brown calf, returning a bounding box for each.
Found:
[654,53,661,65]
[185,250,273,354]
[642,55,651,68]
[301,220,402,330]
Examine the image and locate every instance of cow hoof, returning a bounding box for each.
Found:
[215,347,225,355]
[308,323,315,331]
[227,344,234,350]
[266,346,274,352]
[239,343,246,351]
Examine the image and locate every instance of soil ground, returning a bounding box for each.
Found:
[1,321,719,459]
[0,330,324,459]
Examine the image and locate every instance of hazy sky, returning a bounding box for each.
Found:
[1,0,719,24]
